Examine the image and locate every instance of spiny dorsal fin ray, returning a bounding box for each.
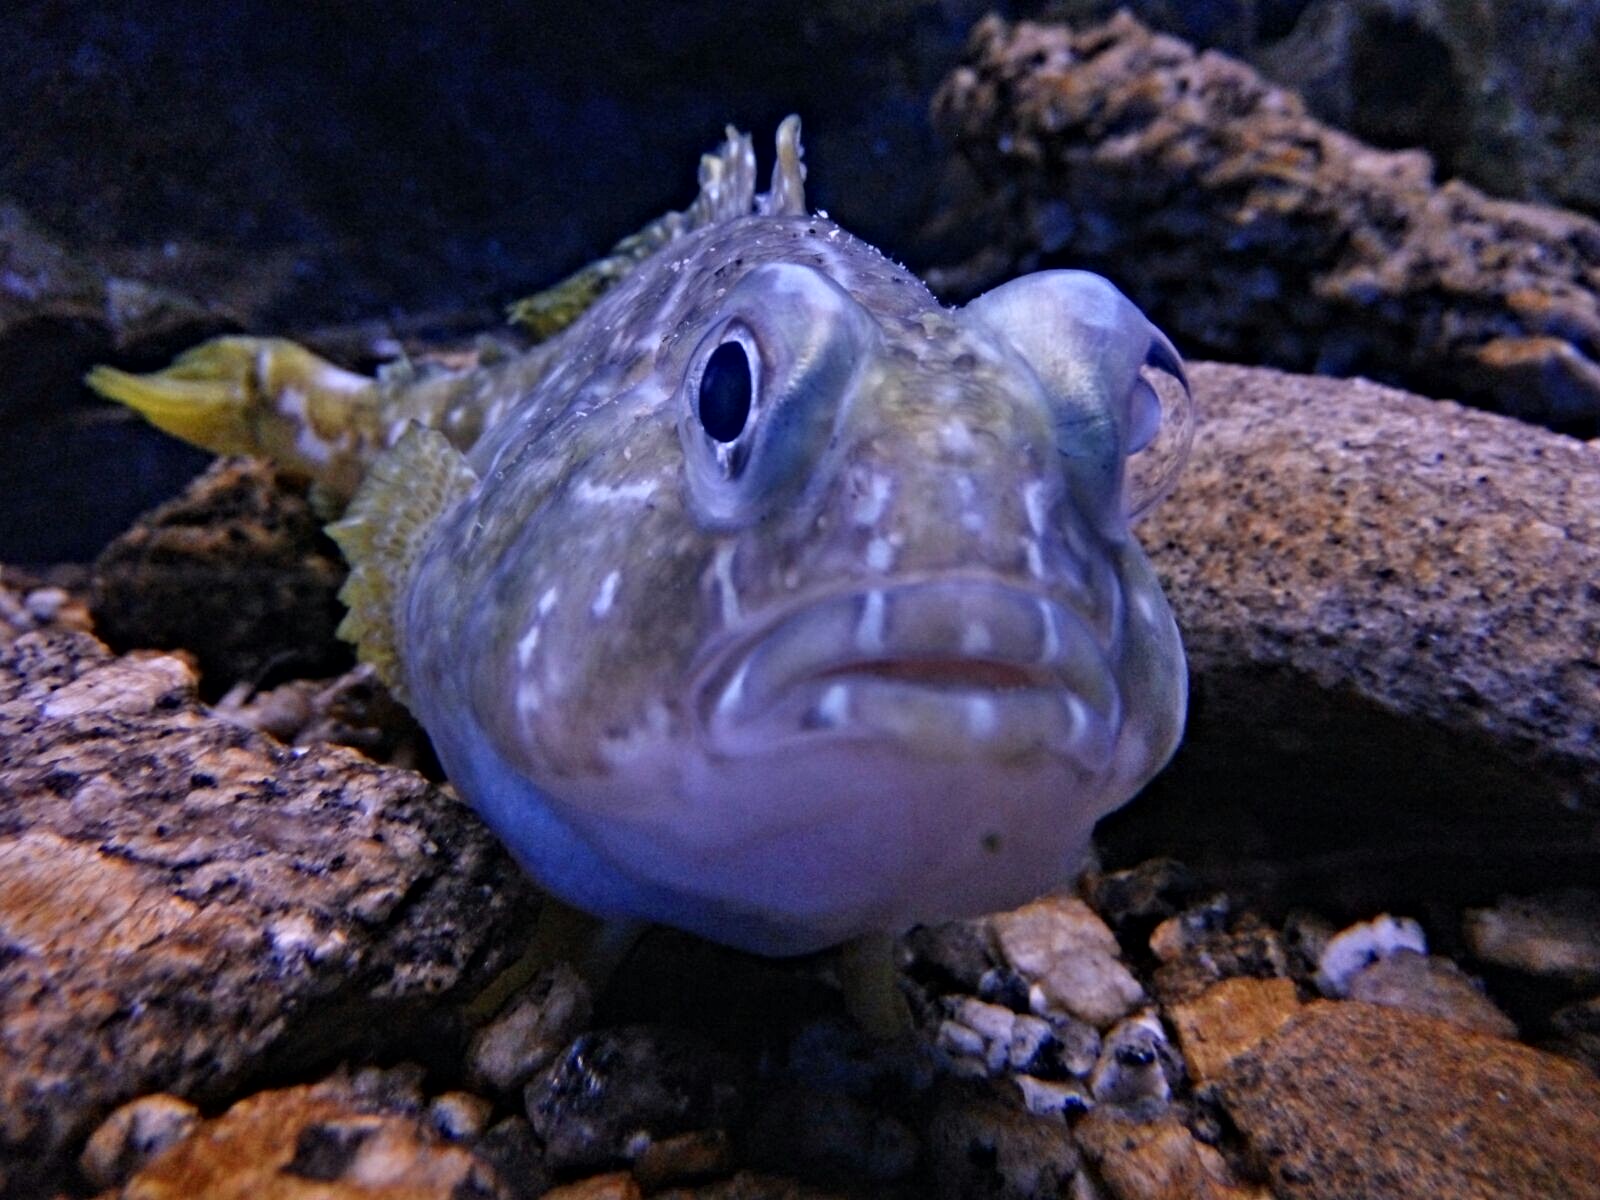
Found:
[508,116,806,341]
[326,424,478,700]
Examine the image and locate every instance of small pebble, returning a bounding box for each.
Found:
[1015,1074,1092,1118]
[1315,914,1427,997]
[1090,1011,1173,1106]
[991,894,1146,1028]
[79,1093,201,1189]
[469,962,593,1095]
[1346,949,1517,1037]
[1464,889,1600,987]
[427,1091,495,1143]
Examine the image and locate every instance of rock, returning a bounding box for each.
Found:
[905,918,1003,996]
[1013,1075,1092,1119]
[1148,904,1290,1006]
[1075,1108,1268,1200]
[632,1130,736,1191]
[1166,977,1301,1085]
[467,963,594,1098]
[1089,1013,1176,1107]
[1313,914,1427,996]
[1345,950,1518,1038]
[1097,363,1600,912]
[925,1084,1083,1200]
[1084,859,1203,943]
[79,1094,201,1190]
[213,664,428,769]
[990,895,1146,1028]
[100,1075,506,1199]
[542,1175,642,1200]
[1550,995,1600,1075]
[931,14,1600,431]
[90,457,351,697]
[1464,889,1600,988]
[1220,1000,1600,1199]
[0,570,94,641]
[425,1093,495,1145]
[0,615,540,1195]
[524,1027,744,1173]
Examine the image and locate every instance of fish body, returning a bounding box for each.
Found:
[92,119,1192,956]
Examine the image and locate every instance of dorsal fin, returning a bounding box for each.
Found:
[326,424,478,700]
[508,116,807,341]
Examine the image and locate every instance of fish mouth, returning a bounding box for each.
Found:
[695,578,1120,767]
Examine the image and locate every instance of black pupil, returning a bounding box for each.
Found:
[698,341,753,443]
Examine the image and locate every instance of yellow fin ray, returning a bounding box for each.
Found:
[326,424,478,699]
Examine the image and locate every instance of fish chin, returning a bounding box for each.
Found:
[522,578,1148,953]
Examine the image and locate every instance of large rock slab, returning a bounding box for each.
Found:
[1100,361,1600,911]
[1220,1001,1600,1200]
[0,611,540,1197]
[931,14,1600,432]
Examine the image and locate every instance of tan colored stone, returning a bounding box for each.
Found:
[1221,1001,1600,1199]
[104,1080,505,1199]
[80,1094,201,1190]
[991,894,1146,1027]
[1464,889,1600,987]
[1167,977,1300,1084]
[1076,1109,1269,1200]
[542,1173,642,1200]
[0,618,540,1193]
[1345,951,1517,1038]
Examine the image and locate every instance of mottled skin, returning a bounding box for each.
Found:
[92,121,1191,956]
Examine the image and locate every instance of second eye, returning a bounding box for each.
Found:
[698,341,753,443]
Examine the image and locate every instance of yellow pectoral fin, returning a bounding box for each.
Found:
[326,423,478,699]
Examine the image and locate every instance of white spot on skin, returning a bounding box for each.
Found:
[817,683,850,728]
[940,421,981,459]
[538,587,559,617]
[866,537,895,572]
[856,590,886,654]
[1133,588,1161,625]
[717,661,749,718]
[1024,538,1046,581]
[576,478,658,504]
[1038,600,1061,663]
[516,624,542,667]
[516,680,542,716]
[1024,481,1050,536]
[713,543,742,625]
[955,475,984,533]
[853,475,893,526]
[967,697,998,738]
[591,570,622,618]
[961,622,993,655]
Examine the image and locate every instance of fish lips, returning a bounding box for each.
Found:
[694,578,1122,769]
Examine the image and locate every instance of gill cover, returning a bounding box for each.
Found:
[959,271,1193,535]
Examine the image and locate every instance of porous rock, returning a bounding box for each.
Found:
[1463,888,1600,988]
[1074,1107,1268,1200]
[924,1083,1082,1200]
[1100,362,1600,911]
[1345,950,1517,1038]
[1166,977,1300,1086]
[990,895,1146,1028]
[0,610,540,1196]
[1220,1000,1600,1200]
[91,457,351,697]
[931,14,1600,431]
[96,1074,506,1199]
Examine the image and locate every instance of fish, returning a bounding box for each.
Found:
[89,117,1192,959]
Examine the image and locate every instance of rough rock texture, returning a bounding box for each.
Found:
[1220,1001,1600,1200]
[990,895,1146,1027]
[95,1073,506,1199]
[930,14,1600,432]
[0,610,540,1197]
[1165,977,1300,1085]
[1099,361,1600,913]
[1464,889,1600,988]
[1075,1108,1267,1200]
[1344,950,1517,1037]
[91,458,351,697]
[1042,0,1600,221]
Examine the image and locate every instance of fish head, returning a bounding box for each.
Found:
[413,222,1191,954]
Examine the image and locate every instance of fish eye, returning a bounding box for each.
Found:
[698,341,753,443]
